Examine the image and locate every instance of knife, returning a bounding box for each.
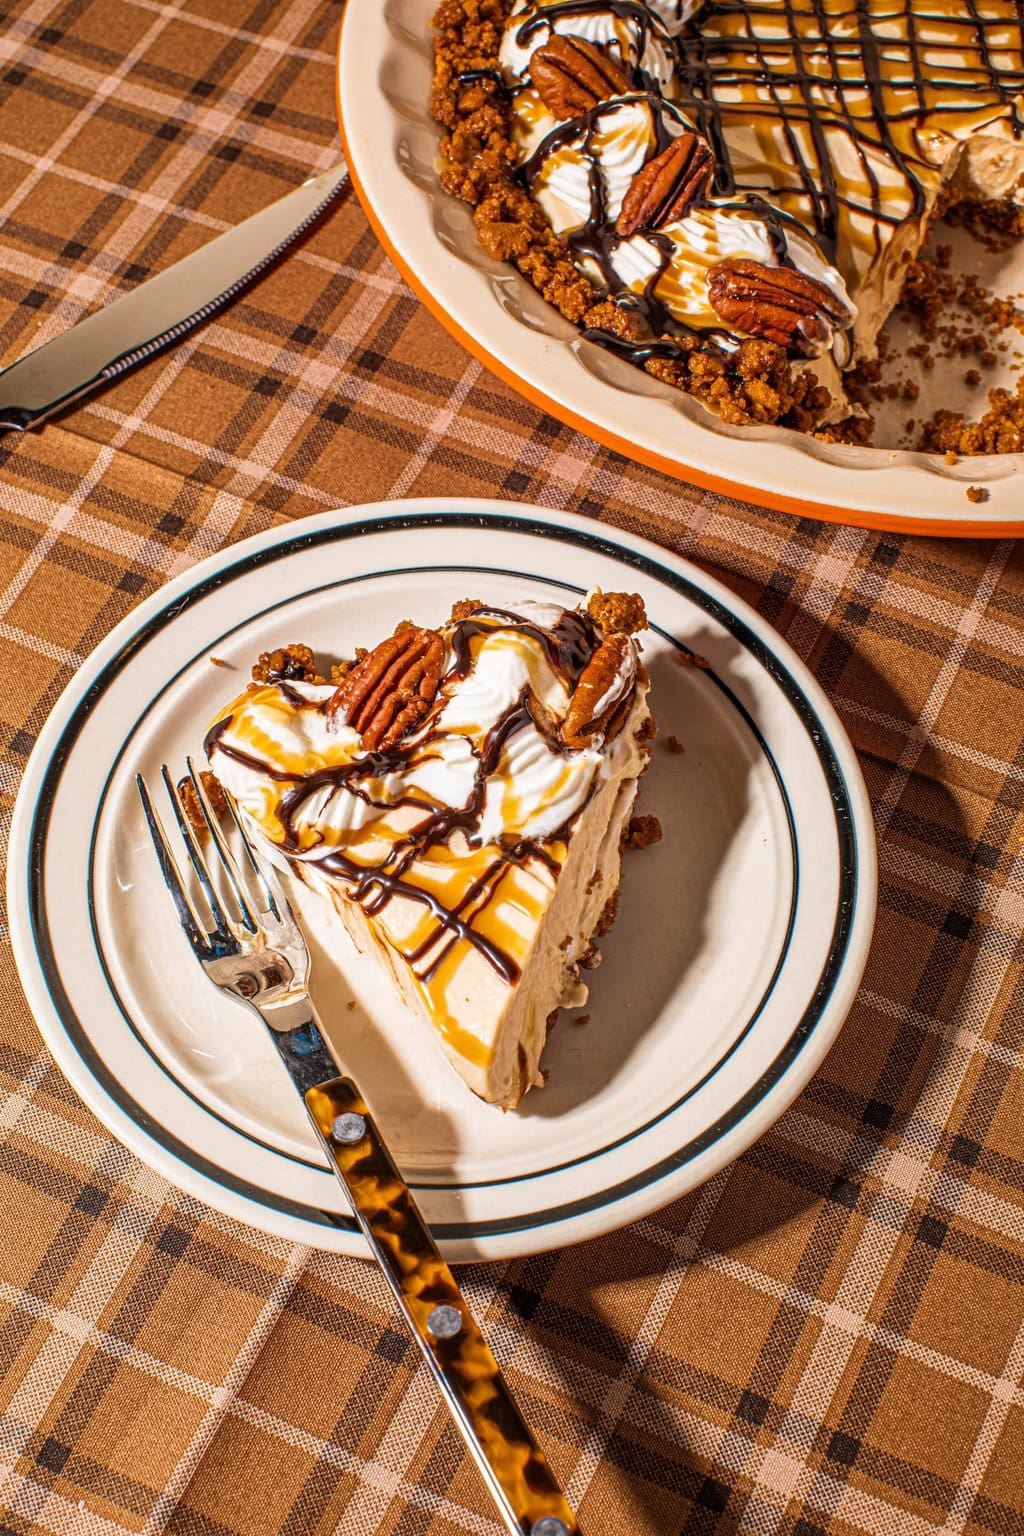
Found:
[0,160,349,433]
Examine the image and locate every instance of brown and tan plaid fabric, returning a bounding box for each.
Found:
[2,3,1024,1533]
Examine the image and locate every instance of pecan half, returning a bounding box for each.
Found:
[616,133,714,237]
[328,626,444,750]
[561,633,636,749]
[706,258,850,356]
[530,34,632,121]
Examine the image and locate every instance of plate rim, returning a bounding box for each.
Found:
[334,0,1024,537]
[8,497,878,1260]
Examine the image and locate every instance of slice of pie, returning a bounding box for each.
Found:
[204,593,654,1108]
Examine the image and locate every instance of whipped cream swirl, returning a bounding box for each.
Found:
[643,0,704,32]
[525,95,687,234]
[500,0,677,92]
[611,206,855,361]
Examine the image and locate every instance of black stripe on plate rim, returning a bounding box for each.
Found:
[26,510,860,1243]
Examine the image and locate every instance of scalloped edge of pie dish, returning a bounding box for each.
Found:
[336,0,1024,533]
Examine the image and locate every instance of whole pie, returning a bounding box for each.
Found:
[205,594,655,1108]
[431,0,1024,438]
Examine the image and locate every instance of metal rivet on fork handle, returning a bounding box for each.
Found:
[426,1304,462,1339]
[531,1519,570,1536]
[332,1112,366,1144]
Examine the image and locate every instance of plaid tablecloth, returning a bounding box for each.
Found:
[2,4,1024,1533]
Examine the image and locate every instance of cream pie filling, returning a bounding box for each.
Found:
[206,601,653,1108]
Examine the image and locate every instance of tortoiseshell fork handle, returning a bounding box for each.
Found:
[305,1076,579,1536]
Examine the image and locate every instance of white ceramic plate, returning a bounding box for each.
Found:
[8,500,876,1261]
[335,0,1024,535]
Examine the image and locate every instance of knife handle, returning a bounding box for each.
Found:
[304,1075,579,1536]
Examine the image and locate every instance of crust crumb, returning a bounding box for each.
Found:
[252,643,324,685]
[450,597,484,621]
[966,484,988,503]
[666,734,685,754]
[588,590,647,635]
[625,813,663,850]
[573,1012,591,1028]
[178,771,229,843]
[594,889,619,936]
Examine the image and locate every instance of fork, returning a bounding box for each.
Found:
[136,761,580,1536]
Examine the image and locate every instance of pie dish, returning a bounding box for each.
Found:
[336,0,1024,532]
[8,499,877,1260]
[205,594,655,1109]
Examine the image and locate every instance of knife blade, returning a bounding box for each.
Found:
[0,160,349,433]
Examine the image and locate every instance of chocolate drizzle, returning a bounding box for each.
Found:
[456,66,518,97]
[446,605,600,681]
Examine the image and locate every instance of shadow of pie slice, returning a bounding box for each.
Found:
[203,592,655,1109]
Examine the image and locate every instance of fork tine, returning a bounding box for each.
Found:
[224,795,284,921]
[160,765,235,937]
[136,773,213,956]
[184,757,260,933]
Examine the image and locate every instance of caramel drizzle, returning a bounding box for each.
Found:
[208,610,605,988]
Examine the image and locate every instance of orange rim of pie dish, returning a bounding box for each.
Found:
[334,10,1024,539]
